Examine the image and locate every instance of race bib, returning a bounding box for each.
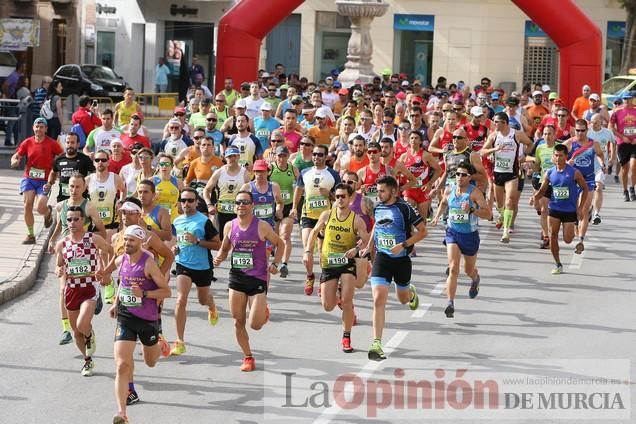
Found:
[553,186,570,200]
[624,127,636,136]
[449,208,469,224]
[176,232,193,246]
[377,234,396,249]
[119,287,142,308]
[281,191,291,201]
[308,196,328,210]
[68,258,91,277]
[495,158,512,172]
[218,200,235,213]
[232,252,253,269]
[29,167,45,179]
[60,183,70,197]
[327,253,348,267]
[97,207,111,220]
[254,204,273,218]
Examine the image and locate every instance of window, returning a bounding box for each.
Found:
[523,37,558,88]
[56,66,72,78]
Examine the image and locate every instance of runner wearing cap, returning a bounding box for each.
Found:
[308,108,338,146]
[108,224,171,424]
[10,117,62,244]
[525,91,550,137]
[240,159,283,231]
[268,146,299,278]
[582,93,610,125]
[48,174,107,345]
[610,90,636,202]
[533,144,589,274]
[203,146,250,239]
[480,112,532,243]
[253,102,281,152]
[213,190,283,372]
[431,161,491,318]
[167,106,191,139]
[290,143,341,295]
[108,139,133,175]
[170,188,222,356]
[54,205,113,376]
[159,118,189,157]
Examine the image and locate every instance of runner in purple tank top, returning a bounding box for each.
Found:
[106,225,171,424]
[214,190,284,372]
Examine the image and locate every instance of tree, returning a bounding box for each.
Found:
[619,0,636,74]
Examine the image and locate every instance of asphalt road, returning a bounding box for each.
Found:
[1,182,635,423]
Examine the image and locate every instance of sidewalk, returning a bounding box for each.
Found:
[0,168,52,305]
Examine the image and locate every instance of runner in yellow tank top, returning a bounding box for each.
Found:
[115,88,142,128]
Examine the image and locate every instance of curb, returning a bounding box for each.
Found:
[0,225,53,306]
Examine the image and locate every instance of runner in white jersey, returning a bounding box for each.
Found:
[587,113,615,224]
[480,112,531,243]
[83,108,122,159]
[355,109,378,142]
[227,114,263,169]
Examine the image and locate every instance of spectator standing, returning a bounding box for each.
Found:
[154,57,171,93]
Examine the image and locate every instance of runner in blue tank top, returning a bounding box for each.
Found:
[533,143,590,275]
[214,190,283,372]
[108,225,171,424]
[432,161,491,318]
[563,119,607,256]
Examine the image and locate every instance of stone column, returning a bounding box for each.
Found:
[335,0,388,87]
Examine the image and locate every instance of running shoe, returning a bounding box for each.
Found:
[158,335,170,358]
[85,329,96,357]
[407,284,419,311]
[342,336,354,353]
[279,263,289,278]
[540,237,549,249]
[44,205,53,228]
[614,175,619,183]
[304,275,315,295]
[469,274,480,299]
[95,294,103,316]
[499,234,510,244]
[126,390,140,405]
[509,225,515,234]
[104,282,116,304]
[624,190,631,202]
[592,213,601,225]
[240,356,256,372]
[170,341,186,356]
[444,301,455,318]
[59,330,72,345]
[22,235,36,245]
[367,340,386,361]
[113,415,128,424]
[574,241,585,255]
[631,187,636,201]
[81,358,95,377]
[551,264,564,275]
[208,308,219,326]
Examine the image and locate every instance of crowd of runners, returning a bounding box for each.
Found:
[8,68,636,424]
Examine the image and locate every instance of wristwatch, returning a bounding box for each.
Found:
[146,225,152,231]
[271,262,279,269]
[195,239,201,245]
[142,290,147,298]
[401,241,409,249]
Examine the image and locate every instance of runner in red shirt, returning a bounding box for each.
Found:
[107,139,133,175]
[120,113,150,151]
[429,110,460,170]
[10,117,63,243]
[400,131,442,219]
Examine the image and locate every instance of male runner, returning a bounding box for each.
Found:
[109,225,171,424]
[49,132,95,203]
[533,144,589,274]
[213,190,283,371]
[170,188,222,356]
[587,113,615,224]
[609,90,636,201]
[432,162,491,318]
[305,183,369,352]
[137,179,173,242]
[55,206,112,376]
[360,176,428,361]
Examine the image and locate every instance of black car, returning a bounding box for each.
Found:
[52,64,128,101]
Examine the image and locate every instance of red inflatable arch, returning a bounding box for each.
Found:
[215,0,602,107]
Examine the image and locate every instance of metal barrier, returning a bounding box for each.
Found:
[1,97,34,143]
[134,92,179,120]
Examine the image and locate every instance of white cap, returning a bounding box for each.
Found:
[119,201,142,213]
[542,84,551,92]
[315,108,328,119]
[260,102,273,111]
[235,98,247,108]
[470,106,484,117]
[168,118,182,127]
[261,72,270,78]
[532,90,543,97]
[352,89,362,98]
[589,93,600,101]
[582,84,591,91]
[401,80,410,87]
[325,76,334,83]
[124,224,146,240]
[111,138,123,145]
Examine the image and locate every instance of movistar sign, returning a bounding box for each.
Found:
[394,14,435,32]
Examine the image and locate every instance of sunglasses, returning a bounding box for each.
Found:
[557,114,567,117]
[235,199,252,205]
[169,126,180,129]
[193,136,203,140]
[452,136,465,140]
[66,217,81,222]
[158,161,172,167]
[312,152,325,157]
[409,114,420,118]
[575,129,586,133]
[215,99,225,102]
[335,194,348,199]
[382,120,392,125]
[179,198,196,203]
[94,158,108,163]
[138,155,151,160]
[271,139,284,142]
[300,142,313,147]
[207,118,217,122]
[452,108,463,112]
[343,180,356,185]
[493,120,505,124]
[174,113,185,117]
[456,172,470,177]
[367,149,379,154]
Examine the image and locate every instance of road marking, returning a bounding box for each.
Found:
[411,303,432,318]
[430,280,446,296]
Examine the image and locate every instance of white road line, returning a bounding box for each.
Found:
[411,302,432,318]
[430,280,446,296]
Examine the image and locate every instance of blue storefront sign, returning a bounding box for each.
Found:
[525,20,548,37]
[607,21,625,39]
[394,14,435,32]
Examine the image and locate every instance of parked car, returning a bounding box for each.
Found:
[52,64,128,101]
[601,71,636,108]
